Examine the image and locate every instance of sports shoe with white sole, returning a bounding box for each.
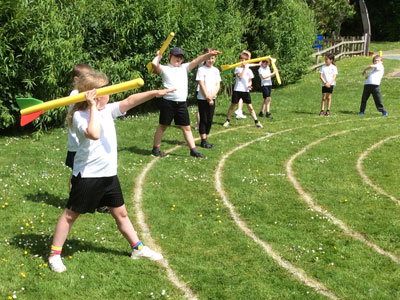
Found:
[49,255,67,273]
[131,246,163,261]
[223,120,230,127]
[255,122,263,128]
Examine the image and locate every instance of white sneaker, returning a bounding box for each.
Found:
[234,109,241,116]
[131,246,163,261]
[49,255,66,273]
[236,112,247,119]
[255,122,263,128]
[223,120,230,127]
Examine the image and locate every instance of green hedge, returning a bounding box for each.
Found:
[0,0,316,131]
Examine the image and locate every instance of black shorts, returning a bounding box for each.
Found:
[232,91,251,104]
[159,98,190,126]
[67,174,124,214]
[65,151,76,169]
[262,86,272,98]
[322,86,334,94]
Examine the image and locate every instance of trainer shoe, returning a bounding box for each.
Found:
[97,206,110,213]
[236,112,247,119]
[325,111,330,116]
[258,112,264,117]
[49,255,67,273]
[359,112,364,116]
[255,122,263,128]
[223,120,230,127]
[319,110,324,116]
[131,245,163,261]
[382,110,388,117]
[151,148,168,157]
[266,113,273,119]
[201,141,215,149]
[190,150,205,158]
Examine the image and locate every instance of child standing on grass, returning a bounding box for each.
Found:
[319,53,338,116]
[49,71,173,273]
[196,48,221,149]
[223,52,263,128]
[151,46,221,158]
[258,59,276,119]
[359,55,387,116]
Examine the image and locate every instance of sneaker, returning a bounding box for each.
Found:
[151,148,168,157]
[131,245,163,261]
[325,111,330,116]
[359,112,364,116]
[234,109,241,116]
[255,122,263,128]
[49,255,66,273]
[96,206,110,213]
[266,113,273,119]
[258,112,264,117]
[201,141,214,149]
[382,110,388,117]
[190,150,205,158]
[236,112,247,119]
[223,120,230,127]
[319,110,324,116]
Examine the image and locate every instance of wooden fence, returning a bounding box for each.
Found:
[310,34,369,70]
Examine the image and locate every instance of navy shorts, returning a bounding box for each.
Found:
[67,174,124,214]
[232,91,251,104]
[65,151,76,169]
[159,98,190,126]
[322,86,334,94]
[262,86,272,98]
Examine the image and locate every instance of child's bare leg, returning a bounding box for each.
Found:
[153,124,168,148]
[227,103,236,120]
[180,125,196,149]
[321,94,326,111]
[265,97,271,113]
[260,101,266,114]
[246,104,258,120]
[237,99,243,112]
[52,208,80,247]
[110,205,139,245]
[327,94,332,110]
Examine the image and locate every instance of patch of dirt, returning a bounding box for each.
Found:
[386,68,400,78]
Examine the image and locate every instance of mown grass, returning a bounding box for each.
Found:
[1,50,400,299]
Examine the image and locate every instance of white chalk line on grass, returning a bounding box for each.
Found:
[357,135,400,206]
[286,129,400,264]
[215,128,341,300]
[132,125,250,300]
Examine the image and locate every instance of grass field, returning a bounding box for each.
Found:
[1,53,400,299]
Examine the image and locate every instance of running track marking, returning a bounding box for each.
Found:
[286,129,400,264]
[215,127,340,300]
[357,135,400,206]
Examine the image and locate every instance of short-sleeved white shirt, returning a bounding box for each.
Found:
[319,64,338,86]
[234,66,254,92]
[160,63,191,102]
[67,90,80,152]
[196,65,221,100]
[72,102,125,177]
[258,66,272,86]
[365,63,384,85]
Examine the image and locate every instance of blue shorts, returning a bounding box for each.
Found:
[262,86,272,98]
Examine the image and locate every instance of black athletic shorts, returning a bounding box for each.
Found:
[322,86,334,94]
[262,86,272,98]
[232,91,251,104]
[67,174,124,214]
[159,98,190,126]
[65,151,76,169]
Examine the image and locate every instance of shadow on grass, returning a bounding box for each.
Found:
[119,145,152,156]
[10,233,128,260]
[25,191,67,208]
[339,110,358,115]
[292,110,316,115]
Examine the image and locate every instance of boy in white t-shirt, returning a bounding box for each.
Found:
[151,47,221,158]
[196,48,221,149]
[223,52,263,128]
[359,55,387,116]
[258,59,276,119]
[319,54,338,116]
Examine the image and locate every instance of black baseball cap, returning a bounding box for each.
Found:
[170,47,185,57]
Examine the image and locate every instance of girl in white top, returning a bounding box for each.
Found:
[48,71,173,273]
[319,54,338,116]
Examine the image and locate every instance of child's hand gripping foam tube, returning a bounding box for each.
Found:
[270,58,282,85]
[17,78,144,126]
[146,32,175,74]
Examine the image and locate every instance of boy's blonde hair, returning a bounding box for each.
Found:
[241,50,251,59]
[67,71,109,127]
[239,52,250,60]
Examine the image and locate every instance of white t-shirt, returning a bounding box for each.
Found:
[258,66,272,86]
[67,90,80,152]
[234,66,254,92]
[365,63,384,85]
[72,102,125,177]
[196,65,221,100]
[160,63,191,102]
[319,64,338,86]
